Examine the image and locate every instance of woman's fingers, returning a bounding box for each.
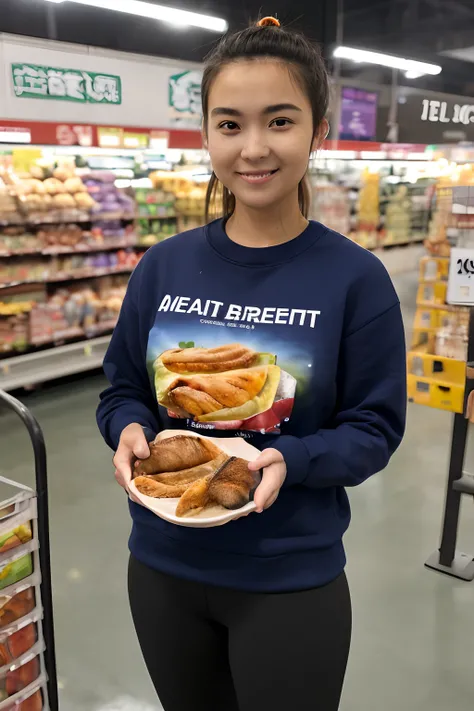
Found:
[253,463,286,513]
[249,447,284,471]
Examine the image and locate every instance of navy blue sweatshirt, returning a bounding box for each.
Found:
[97,219,406,593]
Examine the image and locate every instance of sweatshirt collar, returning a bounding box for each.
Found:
[206,218,325,267]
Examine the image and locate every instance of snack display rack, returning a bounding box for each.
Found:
[0,389,58,710]
[407,174,474,415]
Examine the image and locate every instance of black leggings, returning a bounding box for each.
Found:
[128,556,352,711]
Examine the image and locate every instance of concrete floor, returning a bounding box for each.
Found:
[1,272,474,710]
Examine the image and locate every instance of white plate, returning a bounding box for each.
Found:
[128,430,261,528]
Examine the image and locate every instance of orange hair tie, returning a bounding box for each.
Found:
[257,16,281,28]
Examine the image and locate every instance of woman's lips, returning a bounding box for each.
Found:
[237,169,279,184]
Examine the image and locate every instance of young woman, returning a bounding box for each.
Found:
[97,17,406,711]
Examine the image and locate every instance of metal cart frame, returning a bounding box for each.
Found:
[0,389,59,711]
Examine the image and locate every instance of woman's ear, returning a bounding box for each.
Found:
[311,119,330,153]
[201,120,209,150]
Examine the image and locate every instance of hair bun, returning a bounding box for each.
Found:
[257,16,281,28]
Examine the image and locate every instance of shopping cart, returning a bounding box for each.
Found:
[0,389,59,711]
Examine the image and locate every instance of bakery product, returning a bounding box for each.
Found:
[132,435,260,518]
[169,367,268,417]
[134,434,222,476]
[161,343,257,374]
[175,456,260,517]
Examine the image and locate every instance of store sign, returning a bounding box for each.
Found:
[448,248,474,305]
[169,70,202,128]
[340,88,378,141]
[56,124,93,147]
[421,99,474,125]
[0,126,31,144]
[11,64,122,104]
[392,92,474,143]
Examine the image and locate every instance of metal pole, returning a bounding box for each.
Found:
[387,67,399,143]
[0,390,59,711]
[45,5,58,41]
[331,0,344,147]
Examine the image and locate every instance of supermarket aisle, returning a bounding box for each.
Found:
[0,271,474,711]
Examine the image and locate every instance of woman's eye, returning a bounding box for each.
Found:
[270,118,292,128]
[219,121,239,131]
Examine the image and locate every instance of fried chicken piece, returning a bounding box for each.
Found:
[134,435,222,476]
[162,344,257,374]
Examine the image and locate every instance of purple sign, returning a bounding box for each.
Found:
[340,88,378,141]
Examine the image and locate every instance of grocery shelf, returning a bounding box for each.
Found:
[0,265,133,290]
[0,335,111,391]
[0,213,136,227]
[0,240,138,257]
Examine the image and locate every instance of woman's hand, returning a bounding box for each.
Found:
[249,448,287,513]
[113,423,150,502]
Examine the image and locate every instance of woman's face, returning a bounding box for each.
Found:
[206,59,321,213]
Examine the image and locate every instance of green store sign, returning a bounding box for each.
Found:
[11,63,122,104]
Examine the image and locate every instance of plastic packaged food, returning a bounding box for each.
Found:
[0,624,37,667]
[0,556,33,594]
[3,687,43,710]
[0,656,40,701]
[0,588,35,631]
[0,524,32,556]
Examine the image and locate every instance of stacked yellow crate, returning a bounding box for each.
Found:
[408,256,468,413]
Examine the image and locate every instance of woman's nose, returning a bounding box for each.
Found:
[240,133,270,161]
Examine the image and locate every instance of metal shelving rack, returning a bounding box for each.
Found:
[0,389,59,710]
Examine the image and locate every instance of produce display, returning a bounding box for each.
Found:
[4,688,43,710]
[0,588,36,631]
[0,166,97,225]
[408,189,470,415]
[0,553,33,593]
[0,479,47,711]
[0,624,37,667]
[28,278,129,346]
[309,183,350,236]
[0,656,40,701]
[133,434,260,517]
[384,185,412,246]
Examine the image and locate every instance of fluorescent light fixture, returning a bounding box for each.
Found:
[405,70,423,79]
[334,46,442,76]
[43,0,228,32]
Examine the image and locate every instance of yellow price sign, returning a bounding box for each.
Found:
[12,148,42,174]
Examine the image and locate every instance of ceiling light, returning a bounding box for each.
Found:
[43,0,228,32]
[334,46,442,77]
[405,71,423,79]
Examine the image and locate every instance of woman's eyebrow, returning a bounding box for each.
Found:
[263,103,302,114]
[211,103,302,117]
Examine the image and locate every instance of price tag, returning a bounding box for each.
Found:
[448,248,474,305]
[84,345,92,357]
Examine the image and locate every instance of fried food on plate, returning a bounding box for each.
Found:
[132,435,260,518]
[162,343,257,374]
[134,434,222,476]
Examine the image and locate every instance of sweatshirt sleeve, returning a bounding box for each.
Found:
[96,261,160,451]
[270,263,407,489]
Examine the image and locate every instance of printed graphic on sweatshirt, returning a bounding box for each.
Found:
[146,294,320,435]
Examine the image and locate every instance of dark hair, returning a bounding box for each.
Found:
[202,20,330,223]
